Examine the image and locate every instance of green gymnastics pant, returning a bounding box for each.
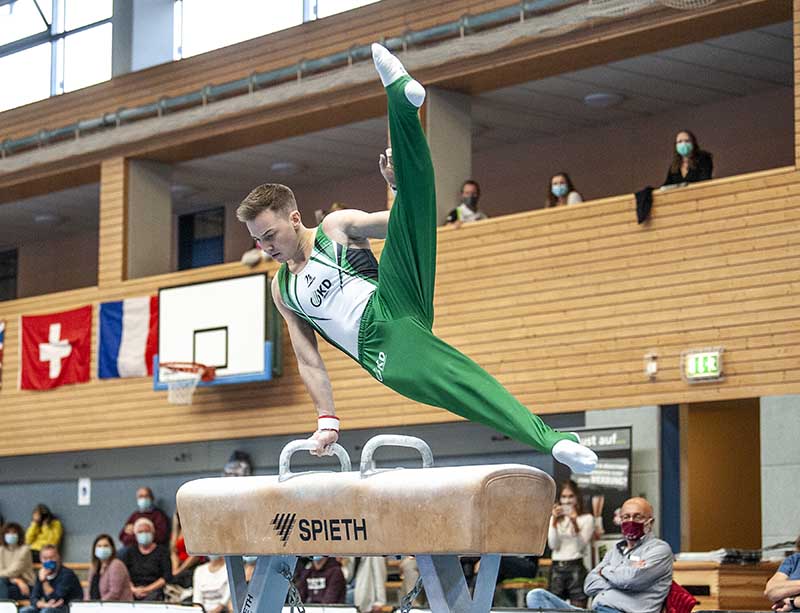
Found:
[356,76,576,453]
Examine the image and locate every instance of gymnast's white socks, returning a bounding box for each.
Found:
[552,434,598,474]
[371,43,426,108]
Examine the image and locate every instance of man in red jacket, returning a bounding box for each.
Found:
[119,487,170,548]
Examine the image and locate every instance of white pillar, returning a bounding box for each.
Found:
[127,160,172,278]
[424,87,472,224]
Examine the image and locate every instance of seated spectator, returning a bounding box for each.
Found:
[119,518,171,601]
[25,505,63,563]
[295,556,346,605]
[86,534,133,601]
[192,556,230,613]
[445,180,488,227]
[19,545,82,613]
[663,130,713,187]
[0,522,34,600]
[764,534,800,611]
[119,487,170,549]
[547,173,583,208]
[169,513,203,590]
[354,556,387,612]
[527,496,672,613]
[546,479,595,608]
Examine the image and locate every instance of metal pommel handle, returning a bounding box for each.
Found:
[359,435,434,477]
[278,440,352,482]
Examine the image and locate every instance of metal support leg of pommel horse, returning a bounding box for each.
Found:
[417,554,501,613]
[226,555,299,613]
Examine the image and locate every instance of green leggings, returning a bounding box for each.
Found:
[356,76,575,453]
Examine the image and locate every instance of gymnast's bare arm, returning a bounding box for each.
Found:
[271,276,338,456]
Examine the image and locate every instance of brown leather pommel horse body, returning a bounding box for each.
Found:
[176,435,555,613]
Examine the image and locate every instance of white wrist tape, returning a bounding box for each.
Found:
[317,415,340,432]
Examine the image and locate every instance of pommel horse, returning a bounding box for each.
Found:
[176,435,555,613]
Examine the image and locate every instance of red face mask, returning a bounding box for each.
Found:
[621,520,647,541]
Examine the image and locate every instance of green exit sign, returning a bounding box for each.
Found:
[682,348,724,383]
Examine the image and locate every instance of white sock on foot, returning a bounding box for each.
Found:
[372,43,407,87]
[371,43,426,108]
[552,435,598,474]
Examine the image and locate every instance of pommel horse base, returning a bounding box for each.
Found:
[176,435,555,613]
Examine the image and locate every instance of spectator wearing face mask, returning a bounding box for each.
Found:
[294,556,346,605]
[663,130,713,187]
[528,496,673,613]
[19,545,82,613]
[546,479,595,608]
[547,173,583,208]
[764,534,800,612]
[86,534,133,601]
[192,556,230,613]
[25,505,63,563]
[119,487,170,549]
[445,180,487,228]
[119,518,171,601]
[0,522,34,600]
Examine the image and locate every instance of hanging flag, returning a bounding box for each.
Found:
[0,320,5,389]
[98,295,158,378]
[20,306,92,390]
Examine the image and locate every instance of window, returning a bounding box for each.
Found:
[173,0,382,60]
[178,207,225,270]
[0,0,112,112]
[0,249,18,302]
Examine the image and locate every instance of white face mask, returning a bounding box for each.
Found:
[4,533,18,546]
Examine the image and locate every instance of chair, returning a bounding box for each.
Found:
[662,580,699,613]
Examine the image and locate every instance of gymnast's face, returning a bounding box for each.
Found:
[248,208,303,263]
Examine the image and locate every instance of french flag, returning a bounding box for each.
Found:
[98,296,158,378]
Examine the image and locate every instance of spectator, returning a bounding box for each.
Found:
[192,556,230,613]
[119,487,170,548]
[19,545,82,613]
[222,450,253,477]
[119,518,171,601]
[354,556,387,612]
[527,496,672,613]
[169,513,203,591]
[0,522,34,600]
[295,556,346,605]
[547,173,583,208]
[242,556,257,583]
[86,534,133,601]
[663,130,713,187]
[764,534,800,611]
[545,479,595,608]
[445,180,487,227]
[25,505,63,562]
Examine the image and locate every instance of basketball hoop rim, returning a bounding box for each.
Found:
[160,361,216,383]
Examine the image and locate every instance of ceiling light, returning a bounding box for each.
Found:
[34,213,64,225]
[270,161,303,176]
[583,92,625,109]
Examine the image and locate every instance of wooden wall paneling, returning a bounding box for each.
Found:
[97,158,127,288]
[0,167,798,455]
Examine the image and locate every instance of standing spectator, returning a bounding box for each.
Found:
[445,180,488,227]
[119,518,171,601]
[527,496,672,613]
[169,513,203,591]
[119,487,170,549]
[86,534,133,601]
[547,173,583,208]
[25,505,63,562]
[295,556,346,605]
[19,545,82,613]
[764,534,800,611]
[0,522,34,600]
[546,479,595,608]
[663,130,713,186]
[192,556,230,613]
[354,557,387,612]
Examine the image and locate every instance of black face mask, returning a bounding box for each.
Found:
[462,195,479,208]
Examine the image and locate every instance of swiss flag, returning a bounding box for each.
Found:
[20,305,92,390]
